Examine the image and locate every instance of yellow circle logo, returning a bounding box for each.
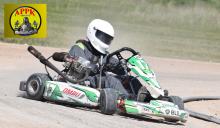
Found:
[10,6,41,36]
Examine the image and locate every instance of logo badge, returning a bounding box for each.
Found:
[10,6,41,36]
[4,4,47,38]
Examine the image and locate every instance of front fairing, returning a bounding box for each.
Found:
[122,99,188,122]
[127,55,164,98]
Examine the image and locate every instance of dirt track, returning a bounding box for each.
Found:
[0,42,220,128]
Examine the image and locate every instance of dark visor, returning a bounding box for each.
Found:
[95,30,113,45]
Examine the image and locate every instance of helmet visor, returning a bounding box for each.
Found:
[95,30,113,45]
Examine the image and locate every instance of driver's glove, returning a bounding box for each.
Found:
[89,63,99,74]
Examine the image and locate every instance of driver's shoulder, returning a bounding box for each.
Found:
[74,39,87,50]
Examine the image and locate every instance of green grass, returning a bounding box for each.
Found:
[0,0,220,62]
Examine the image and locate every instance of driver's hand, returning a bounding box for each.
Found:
[64,55,78,62]
[64,55,73,62]
[89,63,99,74]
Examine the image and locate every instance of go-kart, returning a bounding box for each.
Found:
[19,46,188,123]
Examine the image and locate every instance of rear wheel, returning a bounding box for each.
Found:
[99,88,118,115]
[26,73,50,101]
[165,96,184,122]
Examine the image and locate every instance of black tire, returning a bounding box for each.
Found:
[26,73,50,101]
[137,86,152,102]
[168,96,184,110]
[165,96,184,122]
[99,88,118,115]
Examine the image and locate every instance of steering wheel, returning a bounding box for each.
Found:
[106,47,139,64]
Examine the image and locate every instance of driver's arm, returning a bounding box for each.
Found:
[69,44,99,74]
[52,43,87,62]
[69,43,87,59]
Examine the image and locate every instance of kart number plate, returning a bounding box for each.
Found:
[165,109,180,116]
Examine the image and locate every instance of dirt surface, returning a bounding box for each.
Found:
[0,42,220,128]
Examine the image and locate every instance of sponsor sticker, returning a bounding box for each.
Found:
[4,4,47,38]
[63,88,81,97]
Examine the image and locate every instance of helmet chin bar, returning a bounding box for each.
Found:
[91,40,109,54]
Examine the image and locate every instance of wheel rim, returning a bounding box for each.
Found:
[27,79,40,96]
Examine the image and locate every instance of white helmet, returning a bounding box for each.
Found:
[87,19,114,54]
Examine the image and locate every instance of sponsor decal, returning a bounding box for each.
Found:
[4,4,47,38]
[47,86,52,94]
[63,88,81,97]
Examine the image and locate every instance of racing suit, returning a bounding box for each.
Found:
[69,39,129,97]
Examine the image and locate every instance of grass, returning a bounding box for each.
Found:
[0,0,220,62]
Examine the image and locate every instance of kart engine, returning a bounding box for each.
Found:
[64,56,91,81]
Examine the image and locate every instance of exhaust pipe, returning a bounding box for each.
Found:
[28,46,85,83]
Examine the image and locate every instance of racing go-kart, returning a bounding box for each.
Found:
[19,46,188,123]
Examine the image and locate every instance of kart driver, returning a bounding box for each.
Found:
[68,19,130,97]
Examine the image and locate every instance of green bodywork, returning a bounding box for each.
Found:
[128,56,153,75]
[123,99,188,122]
[128,55,161,88]
[44,81,100,107]
[50,84,63,100]
[74,87,98,102]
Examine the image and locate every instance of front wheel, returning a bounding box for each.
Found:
[99,88,118,115]
[137,86,152,102]
[168,96,184,110]
[26,73,51,101]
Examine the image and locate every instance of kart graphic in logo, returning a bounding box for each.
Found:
[4,4,47,38]
[10,6,41,36]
